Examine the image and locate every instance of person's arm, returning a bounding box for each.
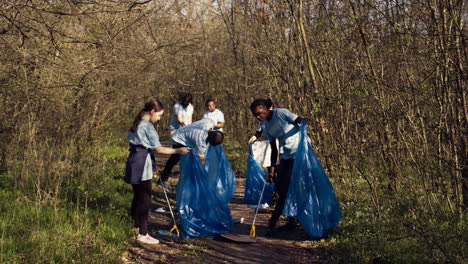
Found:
[155,146,191,155]
[248,131,263,144]
[294,116,307,124]
[186,104,193,125]
[187,115,193,125]
[173,103,186,127]
[216,111,225,128]
[265,139,278,183]
[177,114,185,127]
[194,134,208,164]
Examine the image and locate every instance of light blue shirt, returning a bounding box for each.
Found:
[168,102,194,130]
[128,120,162,181]
[262,108,299,160]
[257,121,265,132]
[172,118,216,157]
[203,109,225,132]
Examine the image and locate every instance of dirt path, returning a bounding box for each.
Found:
[122,143,333,264]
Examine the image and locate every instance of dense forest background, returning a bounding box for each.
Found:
[0,0,466,263]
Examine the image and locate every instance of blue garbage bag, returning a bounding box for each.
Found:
[177,151,233,238]
[242,145,275,205]
[283,121,341,238]
[205,144,236,203]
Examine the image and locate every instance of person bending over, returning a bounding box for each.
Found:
[158,118,224,189]
[249,98,306,236]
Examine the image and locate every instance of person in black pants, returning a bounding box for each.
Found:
[249,99,306,236]
[158,118,223,190]
[158,143,184,189]
[124,98,190,244]
[158,94,194,188]
[248,102,278,194]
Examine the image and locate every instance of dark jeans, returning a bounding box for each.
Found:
[160,143,185,182]
[131,180,152,235]
[269,158,295,228]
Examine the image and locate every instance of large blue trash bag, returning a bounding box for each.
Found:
[242,145,275,205]
[204,144,236,203]
[176,151,233,238]
[283,121,341,238]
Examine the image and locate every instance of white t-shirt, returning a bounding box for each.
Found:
[203,109,225,132]
[168,102,194,130]
[251,140,274,167]
[172,118,216,157]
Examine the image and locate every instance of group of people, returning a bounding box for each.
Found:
[124,94,307,244]
[158,94,225,190]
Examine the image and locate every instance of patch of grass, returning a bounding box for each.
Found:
[326,170,467,264]
[0,195,133,264]
[222,135,249,177]
[0,139,135,264]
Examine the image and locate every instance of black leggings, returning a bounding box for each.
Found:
[131,180,152,235]
[269,158,294,228]
[160,143,185,182]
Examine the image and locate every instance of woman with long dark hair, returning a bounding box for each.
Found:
[125,98,190,244]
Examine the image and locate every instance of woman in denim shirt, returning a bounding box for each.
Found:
[125,98,190,244]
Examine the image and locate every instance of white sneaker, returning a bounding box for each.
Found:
[137,234,159,245]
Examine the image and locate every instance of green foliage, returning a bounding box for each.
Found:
[222,135,249,177]
[0,139,134,264]
[0,198,132,264]
[327,171,467,264]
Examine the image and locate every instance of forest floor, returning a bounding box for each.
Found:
[121,142,334,264]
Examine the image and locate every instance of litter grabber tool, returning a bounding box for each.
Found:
[158,178,180,238]
[250,177,267,238]
[248,143,269,238]
[219,145,268,244]
[219,216,257,243]
[218,212,260,243]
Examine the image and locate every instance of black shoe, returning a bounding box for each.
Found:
[265,227,276,237]
[276,219,300,232]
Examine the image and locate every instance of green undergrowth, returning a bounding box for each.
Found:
[222,135,249,176]
[0,197,132,264]
[1,135,466,263]
[326,175,467,264]
[0,140,134,264]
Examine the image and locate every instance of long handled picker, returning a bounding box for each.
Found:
[220,179,267,243]
[159,179,180,238]
[220,174,268,243]
[249,179,267,238]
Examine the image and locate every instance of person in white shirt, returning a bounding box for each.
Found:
[202,99,225,132]
[168,93,194,135]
